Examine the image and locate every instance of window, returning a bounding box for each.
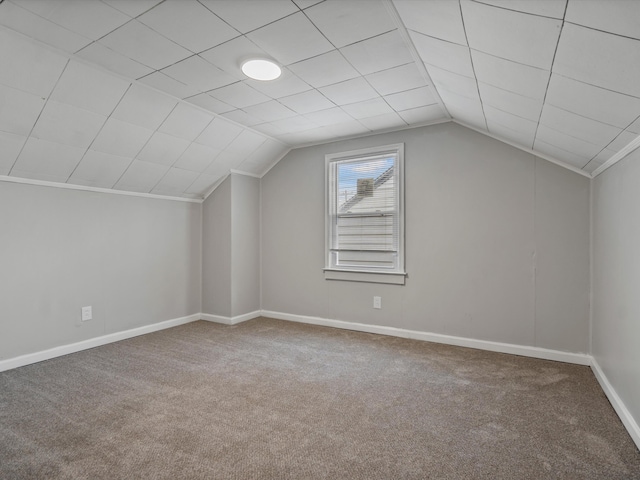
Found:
[325,143,405,285]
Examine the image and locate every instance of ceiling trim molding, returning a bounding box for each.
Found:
[202,173,230,200]
[591,133,640,178]
[382,0,451,119]
[229,169,261,178]
[258,147,293,179]
[0,175,203,203]
[453,120,592,179]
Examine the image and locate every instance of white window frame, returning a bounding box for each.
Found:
[324,143,406,285]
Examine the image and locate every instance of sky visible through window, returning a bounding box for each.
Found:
[337,157,394,208]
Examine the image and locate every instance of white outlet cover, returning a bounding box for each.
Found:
[373,296,382,309]
[81,306,92,321]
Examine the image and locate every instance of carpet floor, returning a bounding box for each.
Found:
[1,318,639,479]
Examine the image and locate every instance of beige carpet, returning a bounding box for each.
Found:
[1,318,639,479]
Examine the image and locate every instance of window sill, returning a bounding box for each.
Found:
[323,269,406,285]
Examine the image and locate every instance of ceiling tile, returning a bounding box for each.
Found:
[486,120,535,149]
[428,66,478,99]
[158,103,214,141]
[553,23,640,98]
[319,78,379,105]
[111,84,177,131]
[12,137,85,182]
[184,93,235,115]
[627,118,640,135]
[50,61,130,116]
[461,0,561,69]
[0,1,91,53]
[582,161,604,174]
[565,0,640,41]
[200,0,299,34]
[365,63,425,96]
[174,143,221,173]
[0,29,68,97]
[114,159,169,193]
[384,87,436,112]
[100,0,164,18]
[76,43,154,79]
[533,138,590,168]
[358,112,406,131]
[545,74,640,129]
[393,0,467,45]
[220,109,264,127]
[474,0,567,19]
[535,124,603,159]
[247,12,333,65]
[139,0,238,53]
[279,89,335,114]
[32,101,106,149]
[471,50,549,99]
[90,118,154,157]
[252,122,289,137]
[323,120,370,137]
[161,55,236,92]
[137,132,191,166]
[16,0,130,40]
[99,20,191,70]
[444,95,486,129]
[185,173,221,195]
[305,0,395,48]
[305,107,353,126]
[244,69,312,99]
[341,30,413,75]
[151,168,199,195]
[244,101,297,122]
[606,130,638,152]
[196,118,244,150]
[477,82,542,121]
[539,105,621,146]
[0,131,27,175]
[269,115,318,133]
[589,148,617,166]
[224,129,267,157]
[398,104,446,125]
[68,150,131,188]
[241,139,288,166]
[341,98,394,119]
[137,72,200,99]
[199,36,269,81]
[292,0,323,9]
[0,84,45,136]
[484,105,537,137]
[208,82,272,109]
[289,50,359,88]
[410,31,474,77]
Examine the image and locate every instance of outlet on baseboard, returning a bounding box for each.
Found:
[373,296,382,309]
[81,306,92,322]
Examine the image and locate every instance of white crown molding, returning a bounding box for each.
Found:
[261,310,592,365]
[0,313,201,373]
[259,147,293,179]
[202,173,230,200]
[591,358,640,450]
[201,311,261,325]
[0,175,203,203]
[591,133,640,178]
[454,120,593,178]
[229,169,261,179]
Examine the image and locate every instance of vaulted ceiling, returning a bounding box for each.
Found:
[0,0,639,199]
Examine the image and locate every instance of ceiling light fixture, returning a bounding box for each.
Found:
[241,59,281,81]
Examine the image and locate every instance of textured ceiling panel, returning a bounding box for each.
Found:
[1,0,639,200]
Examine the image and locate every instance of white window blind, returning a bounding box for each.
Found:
[326,144,404,275]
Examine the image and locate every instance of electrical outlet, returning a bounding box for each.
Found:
[373,296,382,309]
[81,306,92,322]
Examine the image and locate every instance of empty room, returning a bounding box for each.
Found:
[1,0,640,478]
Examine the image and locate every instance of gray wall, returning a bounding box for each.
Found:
[592,149,640,427]
[0,181,202,360]
[202,173,260,318]
[202,176,232,317]
[231,174,260,316]
[261,123,590,353]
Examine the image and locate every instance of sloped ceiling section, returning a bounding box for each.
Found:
[0,0,639,200]
[394,0,640,174]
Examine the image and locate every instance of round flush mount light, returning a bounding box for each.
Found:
[241,59,282,81]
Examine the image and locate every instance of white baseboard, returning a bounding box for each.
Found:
[260,310,592,366]
[590,358,640,450]
[201,310,261,326]
[0,313,201,373]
